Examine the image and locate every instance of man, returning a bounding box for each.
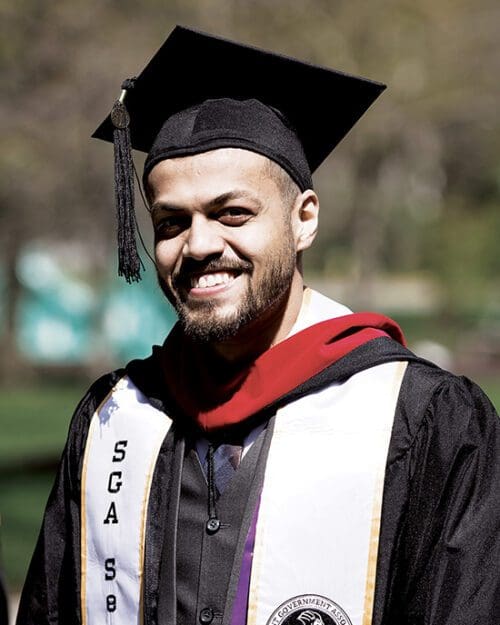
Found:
[17,26,500,625]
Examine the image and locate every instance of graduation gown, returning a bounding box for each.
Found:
[16,333,500,625]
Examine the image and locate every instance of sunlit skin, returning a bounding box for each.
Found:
[147,148,319,365]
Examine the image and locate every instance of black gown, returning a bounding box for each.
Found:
[16,337,500,625]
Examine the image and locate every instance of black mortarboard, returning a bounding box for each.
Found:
[93,26,386,282]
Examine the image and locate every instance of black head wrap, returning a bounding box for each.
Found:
[143,98,313,191]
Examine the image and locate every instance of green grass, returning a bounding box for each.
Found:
[1,472,56,588]
[0,384,85,590]
[0,385,83,462]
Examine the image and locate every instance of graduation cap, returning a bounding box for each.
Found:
[93,25,386,282]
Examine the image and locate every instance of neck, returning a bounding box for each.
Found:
[205,272,305,367]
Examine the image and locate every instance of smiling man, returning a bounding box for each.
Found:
[17,26,500,625]
[149,147,314,354]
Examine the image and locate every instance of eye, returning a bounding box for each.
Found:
[154,215,190,239]
[215,206,252,226]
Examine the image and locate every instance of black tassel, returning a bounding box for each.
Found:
[111,78,143,283]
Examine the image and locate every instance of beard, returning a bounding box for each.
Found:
[157,235,297,343]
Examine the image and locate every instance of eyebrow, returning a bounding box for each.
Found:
[150,189,263,215]
[206,190,263,209]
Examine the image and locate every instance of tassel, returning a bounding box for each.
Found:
[111,78,143,283]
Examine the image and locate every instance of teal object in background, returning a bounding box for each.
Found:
[18,290,94,363]
[100,269,177,362]
[17,249,97,363]
[14,248,177,365]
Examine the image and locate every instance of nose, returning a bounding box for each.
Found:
[183,214,225,261]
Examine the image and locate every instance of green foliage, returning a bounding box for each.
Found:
[423,201,500,312]
[1,0,499,330]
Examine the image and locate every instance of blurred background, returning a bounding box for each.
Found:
[1,0,499,617]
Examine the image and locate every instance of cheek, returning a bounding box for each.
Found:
[245,224,296,264]
[226,223,280,262]
[154,241,181,277]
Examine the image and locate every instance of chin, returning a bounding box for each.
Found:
[178,306,247,343]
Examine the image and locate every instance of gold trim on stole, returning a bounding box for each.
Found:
[80,383,119,625]
[362,361,408,625]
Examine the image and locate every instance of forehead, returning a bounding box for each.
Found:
[147,148,279,201]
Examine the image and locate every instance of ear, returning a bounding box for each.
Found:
[293,190,319,252]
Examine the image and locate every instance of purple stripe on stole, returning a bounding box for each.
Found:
[231,496,261,625]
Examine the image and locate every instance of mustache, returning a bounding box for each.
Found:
[173,257,253,289]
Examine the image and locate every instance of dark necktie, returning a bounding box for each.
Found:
[206,442,243,496]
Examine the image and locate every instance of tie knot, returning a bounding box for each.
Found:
[214,442,243,470]
[205,442,243,497]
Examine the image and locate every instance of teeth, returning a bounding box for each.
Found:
[191,272,234,288]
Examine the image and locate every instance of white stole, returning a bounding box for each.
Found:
[248,360,407,625]
[80,376,172,625]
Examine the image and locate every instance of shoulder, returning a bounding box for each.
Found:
[125,346,166,403]
[389,359,499,467]
[68,345,169,441]
[64,369,127,453]
[68,345,170,445]
[401,359,497,434]
[379,361,500,622]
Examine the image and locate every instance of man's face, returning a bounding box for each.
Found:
[147,148,302,342]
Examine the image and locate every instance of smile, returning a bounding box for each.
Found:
[189,271,238,290]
